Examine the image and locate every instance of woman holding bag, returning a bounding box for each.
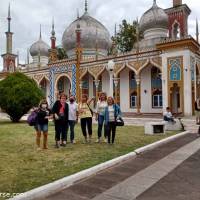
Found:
[104,96,122,144]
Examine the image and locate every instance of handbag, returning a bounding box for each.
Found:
[115,117,124,126]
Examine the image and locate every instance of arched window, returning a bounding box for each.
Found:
[170,63,181,81]
[40,78,47,96]
[58,77,64,93]
[173,22,180,39]
[152,89,162,108]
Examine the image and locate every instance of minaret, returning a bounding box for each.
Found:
[173,0,182,7]
[75,18,82,102]
[49,18,58,63]
[1,4,17,72]
[165,0,191,38]
[111,24,118,56]
[196,18,199,43]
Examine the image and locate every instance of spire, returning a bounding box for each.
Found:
[17,50,19,67]
[39,24,42,39]
[51,18,55,36]
[85,0,88,12]
[27,48,30,64]
[153,0,157,6]
[136,17,140,53]
[95,26,98,60]
[7,3,11,32]
[196,18,199,43]
[114,23,117,38]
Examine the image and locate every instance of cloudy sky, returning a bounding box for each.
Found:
[0,0,199,70]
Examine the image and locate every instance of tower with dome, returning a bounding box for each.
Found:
[0,0,200,117]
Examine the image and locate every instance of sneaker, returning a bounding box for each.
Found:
[36,147,41,151]
[71,140,76,144]
[95,138,100,143]
[104,138,108,143]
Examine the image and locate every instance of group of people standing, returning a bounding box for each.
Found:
[33,92,122,150]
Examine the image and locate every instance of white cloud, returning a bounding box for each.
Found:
[0,0,200,69]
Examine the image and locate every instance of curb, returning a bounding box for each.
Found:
[10,131,190,200]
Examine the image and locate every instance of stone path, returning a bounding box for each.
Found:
[42,133,200,200]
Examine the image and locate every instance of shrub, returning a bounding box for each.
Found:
[0,72,43,122]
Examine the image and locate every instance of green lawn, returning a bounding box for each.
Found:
[0,120,179,197]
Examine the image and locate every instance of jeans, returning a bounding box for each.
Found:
[67,120,76,142]
[163,116,174,122]
[106,122,116,144]
[80,117,92,137]
[54,120,68,142]
[37,124,48,132]
[98,115,106,139]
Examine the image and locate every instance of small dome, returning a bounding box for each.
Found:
[62,12,111,57]
[30,38,50,57]
[139,1,168,33]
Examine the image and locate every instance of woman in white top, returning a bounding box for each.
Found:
[67,95,78,144]
[96,92,108,143]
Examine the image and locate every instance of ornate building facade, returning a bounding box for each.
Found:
[1,0,200,116]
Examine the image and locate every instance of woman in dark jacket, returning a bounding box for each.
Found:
[52,93,69,148]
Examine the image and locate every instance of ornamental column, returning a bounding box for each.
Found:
[113,76,120,103]
[75,19,82,103]
[94,79,100,101]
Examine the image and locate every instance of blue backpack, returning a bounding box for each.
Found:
[27,111,38,126]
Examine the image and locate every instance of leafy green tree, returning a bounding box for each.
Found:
[0,72,43,122]
[113,19,140,53]
[57,47,68,60]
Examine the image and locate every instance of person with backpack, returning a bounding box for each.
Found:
[52,93,69,148]
[95,92,108,143]
[78,94,94,143]
[104,96,122,144]
[36,99,51,150]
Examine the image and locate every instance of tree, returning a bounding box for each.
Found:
[57,47,68,60]
[113,19,139,53]
[0,72,43,122]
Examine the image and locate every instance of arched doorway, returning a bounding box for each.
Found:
[151,67,162,108]
[39,77,50,104]
[56,76,71,98]
[170,83,180,114]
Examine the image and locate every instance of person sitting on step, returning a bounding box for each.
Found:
[163,107,175,124]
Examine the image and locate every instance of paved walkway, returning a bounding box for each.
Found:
[42,133,200,200]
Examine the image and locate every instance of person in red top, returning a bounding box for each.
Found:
[52,93,69,148]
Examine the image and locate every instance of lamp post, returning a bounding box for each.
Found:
[135,75,141,114]
[107,60,115,97]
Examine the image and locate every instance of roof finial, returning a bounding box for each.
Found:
[85,0,88,13]
[77,8,79,19]
[39,24,42,39]
[153,0,157,6]
[51,17,55,36]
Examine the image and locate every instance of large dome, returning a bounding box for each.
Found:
[139,1,168,33]
[62,12,111,57]
[30,37,50,57]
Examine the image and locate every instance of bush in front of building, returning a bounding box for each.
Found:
[0,72,43,122]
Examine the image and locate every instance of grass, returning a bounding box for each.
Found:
[0,120,179,198]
